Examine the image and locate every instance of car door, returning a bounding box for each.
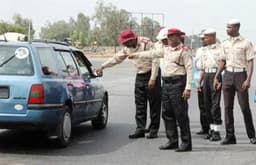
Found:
[56,50,87,122]
[72,50,103,119]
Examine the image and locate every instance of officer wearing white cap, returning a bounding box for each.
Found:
[198,28,222,141]
[195,29,210,136]
[214,19,256,145]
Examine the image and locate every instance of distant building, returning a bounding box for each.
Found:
[0,32,27,41]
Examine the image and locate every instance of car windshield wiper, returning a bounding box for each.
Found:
[0,55,15,67]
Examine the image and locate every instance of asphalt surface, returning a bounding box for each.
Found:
[0,57,256,165]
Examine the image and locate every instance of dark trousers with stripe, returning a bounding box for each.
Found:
[161,75,192,145]
[197,90,210,131]
[134,70,161,134]
[203,73,222,125]
[223,71,255,138]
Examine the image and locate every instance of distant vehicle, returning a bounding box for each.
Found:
[0,40,109,147]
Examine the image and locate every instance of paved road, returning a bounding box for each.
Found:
[0,58,256,165]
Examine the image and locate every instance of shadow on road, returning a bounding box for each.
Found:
[0,122,135,156]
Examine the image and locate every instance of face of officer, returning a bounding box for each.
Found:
[123,38,137,48]
[168,34,181,47]
[161,38,168,46]
[226,24,240,37]
[201,37,207,47]
[204,34,216,45]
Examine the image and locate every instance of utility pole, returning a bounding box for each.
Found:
[28,20,31,41]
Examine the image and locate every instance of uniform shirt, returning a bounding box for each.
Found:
[101,37,160,80]
[199,43,222,69]
[195,47,204,70]
[221,35,255,68]
[132,43,193,90]
[154,41,165,73]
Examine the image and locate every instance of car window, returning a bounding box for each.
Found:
[0,46,33,75]
[73,52,91,79]
[59,51,79,77]
[36,47,59,76]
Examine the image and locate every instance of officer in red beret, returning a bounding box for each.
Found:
[96,29,161,139]
[128,28,193,152]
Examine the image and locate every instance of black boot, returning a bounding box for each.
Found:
[175,143,192,152]
[220,135,236,145]
[204,129,213,140]
[128,132,145,139]
[159,141,178,150]
[210,131,221,141]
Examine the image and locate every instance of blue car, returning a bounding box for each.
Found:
[0,40,108,147]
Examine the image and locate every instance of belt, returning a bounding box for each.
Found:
[205,68,217,73]
[226,67,246,72]
[162,75,186,83]
[137,70,151,76]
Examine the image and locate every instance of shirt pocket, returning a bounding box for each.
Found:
[235,47,246,61]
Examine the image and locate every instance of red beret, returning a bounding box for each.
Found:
[118,29,137,44]
[168,28,185,36]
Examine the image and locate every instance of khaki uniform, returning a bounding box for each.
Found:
[154,41,165,75]
[221,36,255,68]
[199,43,222,70]
[221,35,256,140]
[102,37,161,134]
[133,43,193,149]
[134,43,193,90]
[102,37,159,80]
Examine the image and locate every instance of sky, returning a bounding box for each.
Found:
[0,0,255,42]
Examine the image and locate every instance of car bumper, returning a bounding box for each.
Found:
[0,109,64,129]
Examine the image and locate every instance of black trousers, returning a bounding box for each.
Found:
[223,71,255,138]
[197,90,210,131]
[161,75,192,145]
[134,70,161,133]
[203,73,222,125]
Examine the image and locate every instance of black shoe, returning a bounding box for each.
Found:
[204,130,213,140]
[146,133,158,139]
[175,143,192,152]
[220,136,236,145]
[128,132,145,139]
[159,142,178,150]
[250,137,256,144]
[196,129,209,135]
[145,128,150,133]
[210,131,221,142]
[204,134,211,140]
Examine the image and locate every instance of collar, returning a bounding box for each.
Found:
[229,35,243,41]
[169,43,183,51]
[207,43,218,49]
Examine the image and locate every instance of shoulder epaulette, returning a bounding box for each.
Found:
[182,45,191,51]
[140,37,150,43]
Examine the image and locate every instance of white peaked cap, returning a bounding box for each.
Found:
[156,27,168,40]
[227,19,240,25]
[203,28,216,35]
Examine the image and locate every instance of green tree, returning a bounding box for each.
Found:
[71,13,90,47]
[141,17,160,41]
[40,20,73,40]
[0,14,35,38]
[92,0,131,46]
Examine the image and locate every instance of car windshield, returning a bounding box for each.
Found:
[0,45,34,75]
